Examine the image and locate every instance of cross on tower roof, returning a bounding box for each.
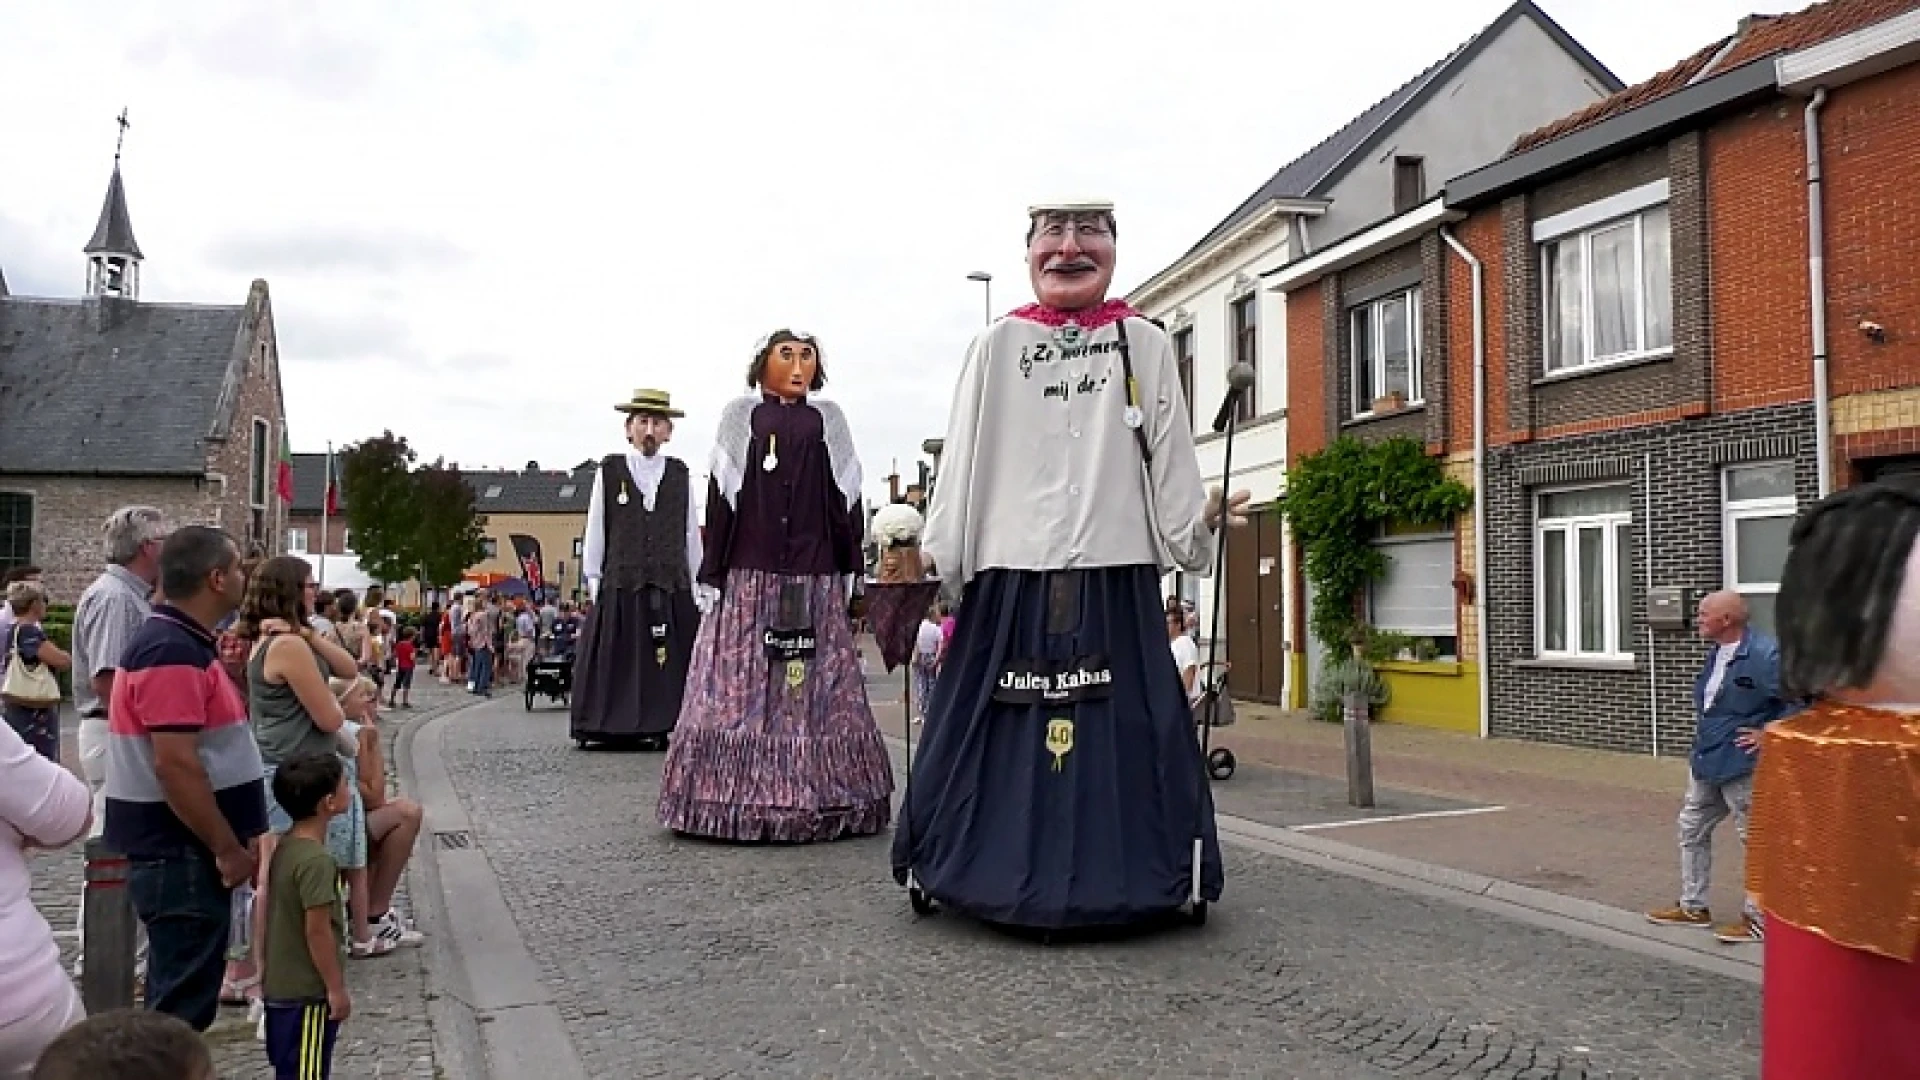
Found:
[114,107,129,163]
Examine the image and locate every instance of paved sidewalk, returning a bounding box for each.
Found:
[1207,703,1752,924]
[28,680,476,1078]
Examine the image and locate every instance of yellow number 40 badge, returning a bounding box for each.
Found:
[1044,717,1074,772]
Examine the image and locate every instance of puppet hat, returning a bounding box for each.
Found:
[614,388,684,417]
[1027,197,1115,217]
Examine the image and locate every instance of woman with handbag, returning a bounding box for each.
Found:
[2,581,69,763]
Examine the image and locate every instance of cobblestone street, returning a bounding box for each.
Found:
[436,684,1762,1080]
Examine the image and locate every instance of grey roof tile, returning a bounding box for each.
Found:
[0,296,248,474]
[1166,1,1622,263]
[84,165,143,258]
[465,466,596,514]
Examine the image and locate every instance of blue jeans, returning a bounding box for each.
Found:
[470,647,495,693]
[127,846,232,1032]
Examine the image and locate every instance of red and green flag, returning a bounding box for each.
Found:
[276,429,295,503]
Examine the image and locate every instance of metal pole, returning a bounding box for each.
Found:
[80,837,137,1013]
[983,279,991,325]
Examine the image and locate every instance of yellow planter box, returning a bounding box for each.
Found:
[1374,661,1480,734]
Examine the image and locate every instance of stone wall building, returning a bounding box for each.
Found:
[0,156,290,601]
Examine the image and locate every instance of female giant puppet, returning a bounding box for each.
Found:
[656,330,895,842]
[891,199,1250,929]
[1747,481,1920,1078]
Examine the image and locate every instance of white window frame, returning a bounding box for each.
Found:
[1538,182,1673,375]
[1722,462,1797,617]
[1534,483,1635,660]
[1350,288,1423,416]
[1366,526,1457,657]
[340,528,354,555]
[286,527,309,554]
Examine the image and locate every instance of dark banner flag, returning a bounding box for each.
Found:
[508,533,546,600]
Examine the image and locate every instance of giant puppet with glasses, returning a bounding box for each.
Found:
[654,330,895,843]
[890,198,1252,931]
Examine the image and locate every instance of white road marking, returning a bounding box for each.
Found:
[1291,805,1509,831]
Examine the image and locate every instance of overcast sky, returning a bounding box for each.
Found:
[1,0,1773,507]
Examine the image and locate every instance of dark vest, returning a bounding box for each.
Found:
[600,454,692,593]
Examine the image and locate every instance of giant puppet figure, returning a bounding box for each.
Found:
[891,199,1251,929]
[655,330,895,842]
[570,388,707,750]
[1747,481,1920,1079]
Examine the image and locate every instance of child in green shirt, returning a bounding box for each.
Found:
[261,751,352,1079]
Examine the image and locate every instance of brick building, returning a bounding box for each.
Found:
[0,157,290,601]
[1269,211,1484,733]
[1256,0,1920,751]
[286,451,350,558]
[1430,0,1920,752]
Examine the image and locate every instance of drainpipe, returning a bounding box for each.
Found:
[1644,451,1659,758]
[1440,227,1490,739]
[1806,87,1833,496]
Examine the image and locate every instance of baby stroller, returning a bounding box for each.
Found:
[1192,661,1236,781]
[524,650,574,711]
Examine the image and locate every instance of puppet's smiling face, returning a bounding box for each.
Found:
[626,413,673,456]
[1028,212,1116,311]
[764,340,818,401]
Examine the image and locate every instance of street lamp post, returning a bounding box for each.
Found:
[966,271,992,325]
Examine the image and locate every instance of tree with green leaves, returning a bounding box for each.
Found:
[337,433,489,592]
[338,432,422,584]
[414,459,488,590]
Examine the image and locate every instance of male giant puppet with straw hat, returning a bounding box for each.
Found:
[892,199,1251,929]
[570,388,709,750]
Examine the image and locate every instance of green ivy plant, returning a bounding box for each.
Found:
[1276,435,1474,654]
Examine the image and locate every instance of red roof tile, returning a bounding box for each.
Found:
[1511,0,1920,153]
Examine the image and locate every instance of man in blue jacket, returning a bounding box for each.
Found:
[1646,590,1787,944]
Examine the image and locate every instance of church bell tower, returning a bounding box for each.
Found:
[84,109,143,300]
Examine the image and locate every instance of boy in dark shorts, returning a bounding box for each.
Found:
[262,752,352,1079]
[388,626,417,708]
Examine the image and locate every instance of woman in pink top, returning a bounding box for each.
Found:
[0,719,92,1076]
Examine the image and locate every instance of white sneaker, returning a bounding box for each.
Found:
[374,910,424,948]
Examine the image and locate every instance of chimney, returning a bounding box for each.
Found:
[87,294,136,333]
[888,470,901,503]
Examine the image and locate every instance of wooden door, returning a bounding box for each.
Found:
[1226,507,1286,704]
[1225,510,1262,700]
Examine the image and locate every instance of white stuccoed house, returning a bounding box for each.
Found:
[1127,0,1623,707]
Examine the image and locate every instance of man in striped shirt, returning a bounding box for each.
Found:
[104,525,267,1032]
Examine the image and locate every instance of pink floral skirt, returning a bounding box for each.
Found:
[656,569,894,842]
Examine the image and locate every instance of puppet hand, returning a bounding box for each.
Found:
[1205,486,1253,529]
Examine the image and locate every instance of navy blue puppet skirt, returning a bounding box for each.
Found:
[890,566,1225,928]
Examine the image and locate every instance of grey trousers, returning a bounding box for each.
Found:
[1677,771,1760,921]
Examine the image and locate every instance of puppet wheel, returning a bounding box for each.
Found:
[908,887,937,916]
[1207,748,1236,781]
[1186,900,1209,928]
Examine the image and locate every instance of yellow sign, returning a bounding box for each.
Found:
[1045,717,1074,772]
[785,659,806,689]
[655,646,667,666]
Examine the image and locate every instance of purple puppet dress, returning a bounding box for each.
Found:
[656,388,894,842]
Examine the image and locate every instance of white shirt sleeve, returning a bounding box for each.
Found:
[686,466,705,586]
[923,333,987,585]
[582,463,606,583]
[1144,328,1217,575]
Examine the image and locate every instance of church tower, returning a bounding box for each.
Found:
[84,109,143,300]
